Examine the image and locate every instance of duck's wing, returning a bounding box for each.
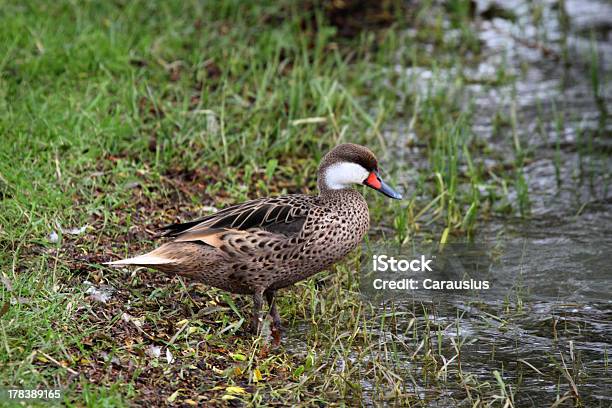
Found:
[159,194,316,243]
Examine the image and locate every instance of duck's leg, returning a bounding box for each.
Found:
[265,290,282,331]
[250,291,264,334]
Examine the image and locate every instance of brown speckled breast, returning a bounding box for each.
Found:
[266,188,369,290]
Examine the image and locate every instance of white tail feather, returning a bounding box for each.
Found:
[104,254,174,266]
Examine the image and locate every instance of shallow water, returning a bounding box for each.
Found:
[376,231,612,405]
[366,0,610,405]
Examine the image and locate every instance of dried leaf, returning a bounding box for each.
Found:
[200,205,218,213]
[166,348,175,364]
[167,389,180,403]
[1,275,12,291]
[62,225,88,235]
[226,386,246,395]
[0,301,9,318]
[253,368,263,382]
[85,281,114,303]
[146,345,161,359]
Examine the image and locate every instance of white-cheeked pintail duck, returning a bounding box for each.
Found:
[107,143,402,333]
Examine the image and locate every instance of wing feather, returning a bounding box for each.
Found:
[160,194,316,242]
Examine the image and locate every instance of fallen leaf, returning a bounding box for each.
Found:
[305,353,315,370]
[226,386,246,395]
[293,365,305,378]
[166,348,175,364]
[167,390,180,403]
[230,353,246,361]
[128,315,144,328]
[61,225,88,235]
[1,275,12,291]
[146,345,161,359]
[10,297,31,305]
[84,281,114,303]
[49,231,59,243]
[253,368,263,382]
[0,302,9,318]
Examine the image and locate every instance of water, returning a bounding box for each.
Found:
[380,1,611,405]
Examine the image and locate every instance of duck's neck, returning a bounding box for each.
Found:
[317,174,361,201]
[318,184,369,216]
[318,184,354,197]
[317,161,368,196]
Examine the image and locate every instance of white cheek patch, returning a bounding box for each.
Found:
[325,162,369,189]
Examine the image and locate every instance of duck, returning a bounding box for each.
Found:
[106,143,402,333]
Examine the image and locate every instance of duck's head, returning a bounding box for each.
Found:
[317,143,403,199]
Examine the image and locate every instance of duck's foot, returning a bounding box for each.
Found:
[269,309,283,335]
[265,290,284,334]
[248,290,285,337]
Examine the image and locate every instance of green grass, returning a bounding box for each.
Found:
[1,0,609,406]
